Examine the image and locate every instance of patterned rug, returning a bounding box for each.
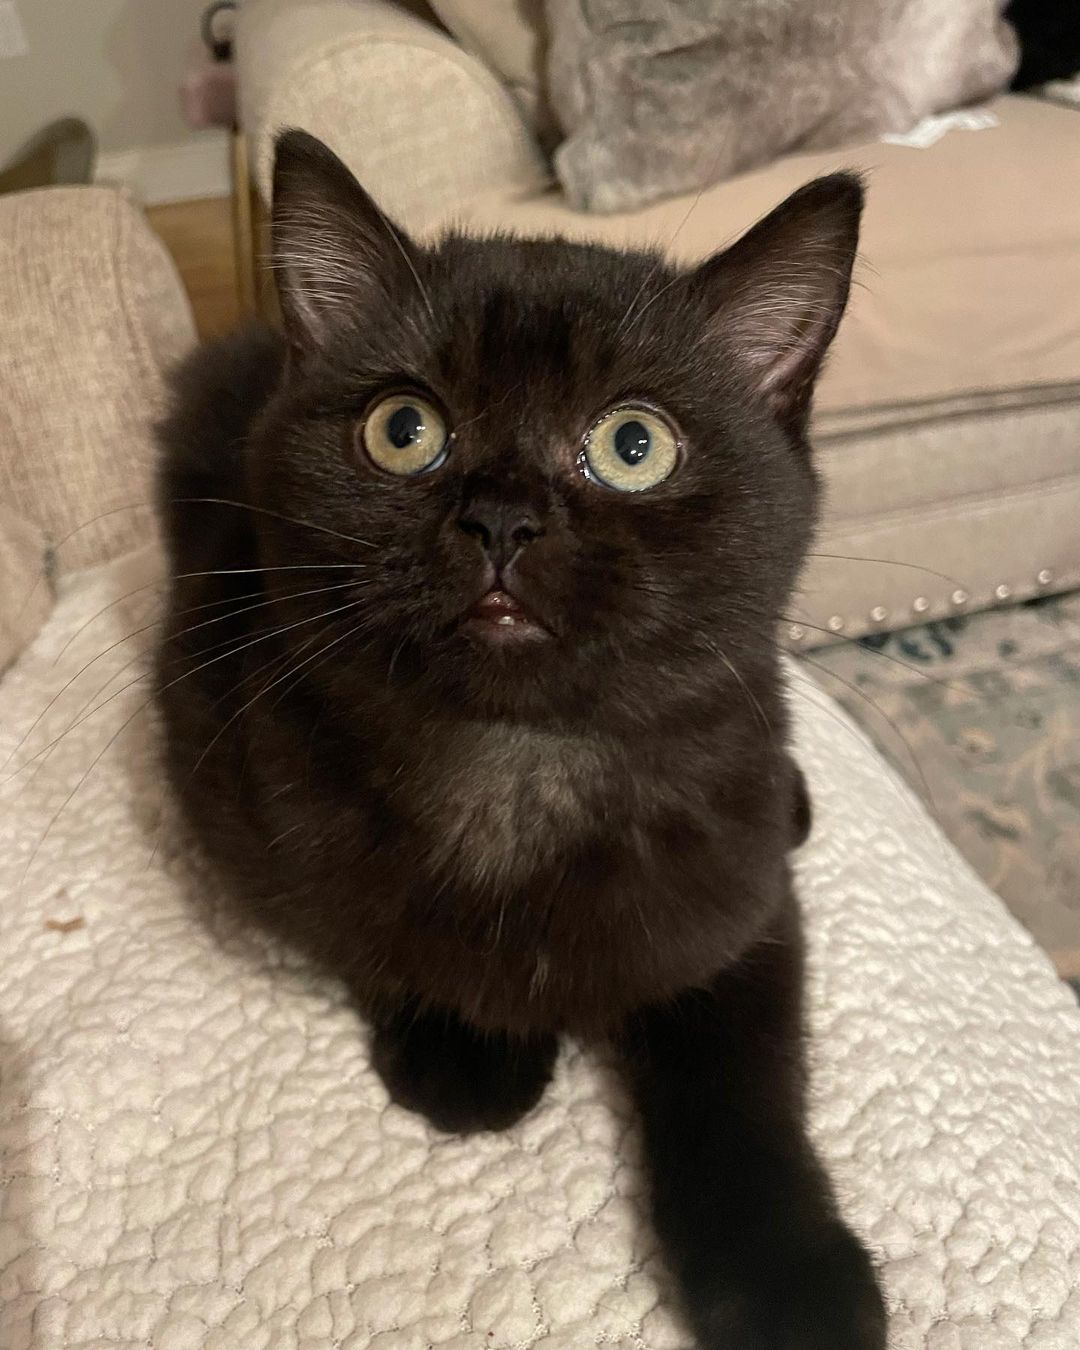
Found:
[803,589,1080,981]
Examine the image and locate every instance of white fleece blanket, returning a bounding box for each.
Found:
[1,549,1078,1350]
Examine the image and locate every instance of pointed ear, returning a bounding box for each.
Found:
[690,173,864,433]
[271,129,422,351]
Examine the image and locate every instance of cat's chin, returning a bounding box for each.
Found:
[462,618,550,646]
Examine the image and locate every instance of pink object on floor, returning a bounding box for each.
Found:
[180,58,237,130]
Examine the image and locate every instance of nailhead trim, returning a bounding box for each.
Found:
[790,568,1072,646]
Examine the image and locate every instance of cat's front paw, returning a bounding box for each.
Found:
[371,1001,557,1135]
[688,1219,886,1350]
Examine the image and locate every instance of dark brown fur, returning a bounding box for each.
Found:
[155,131,884,1347]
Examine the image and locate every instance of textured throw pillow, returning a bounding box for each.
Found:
[547,0,1019,212]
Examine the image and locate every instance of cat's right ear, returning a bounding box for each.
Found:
[688,173,863,437]
[271,129,421,352]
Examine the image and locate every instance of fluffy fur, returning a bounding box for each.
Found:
[156,130,883,1346]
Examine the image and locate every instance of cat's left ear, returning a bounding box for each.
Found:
[690,173,864,434]
[271,129,424,351]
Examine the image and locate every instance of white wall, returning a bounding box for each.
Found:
[0,0,227,200]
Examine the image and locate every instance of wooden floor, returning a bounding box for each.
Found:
[147,196,242,340]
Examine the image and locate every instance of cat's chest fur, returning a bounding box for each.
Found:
[340,710,783,1033]
[392,720,616,891]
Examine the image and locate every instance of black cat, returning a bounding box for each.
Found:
[156,129,885,1348]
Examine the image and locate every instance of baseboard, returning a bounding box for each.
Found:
[95,133,230,205]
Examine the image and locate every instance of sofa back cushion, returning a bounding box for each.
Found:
[428,0,554,141]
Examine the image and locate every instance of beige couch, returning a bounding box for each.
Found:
[236,0,1080,647]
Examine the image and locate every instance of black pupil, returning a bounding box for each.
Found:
[387,404,424,449]
[614,419,651,466]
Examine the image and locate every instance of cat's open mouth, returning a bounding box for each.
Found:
[462,588,551,644]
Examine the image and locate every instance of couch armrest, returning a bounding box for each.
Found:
[236,0,550,234]
[0,186,196,576]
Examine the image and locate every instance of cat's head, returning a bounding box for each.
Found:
[251,131,862,725]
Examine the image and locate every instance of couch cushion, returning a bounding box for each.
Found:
[455,95,1080,419]
[428,0,551,140]
[796,395,1080,644]
[0,186,196,574]
[237,0,550,231]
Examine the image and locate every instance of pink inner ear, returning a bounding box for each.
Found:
[757,314,829,395]
[729,269,849,406]
[692,174,863,424]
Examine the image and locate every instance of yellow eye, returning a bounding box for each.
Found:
[361,393,449,476]
[583,406,679,492]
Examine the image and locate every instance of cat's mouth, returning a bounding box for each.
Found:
[462,588,551,644]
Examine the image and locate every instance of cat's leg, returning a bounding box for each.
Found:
[618,896,885,1350]
[371,998,558,1134]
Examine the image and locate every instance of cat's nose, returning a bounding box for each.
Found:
[457,498,544,568]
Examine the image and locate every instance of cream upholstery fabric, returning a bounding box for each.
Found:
[1,548,1078,1348]
[811,380,1080,635]
[236,0,550,233]
[428,0,552,141]
[0,187,195,575]
[793,396,1080,644]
